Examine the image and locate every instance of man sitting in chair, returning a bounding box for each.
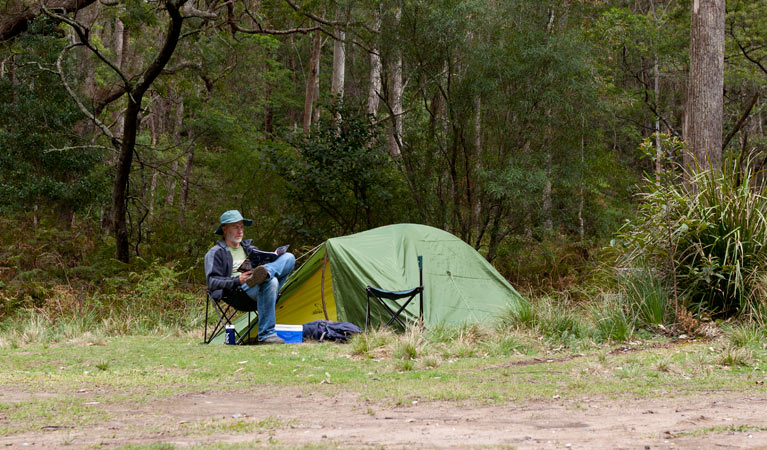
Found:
[204,210,295,345]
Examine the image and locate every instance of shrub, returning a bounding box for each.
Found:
[615,140,767,319]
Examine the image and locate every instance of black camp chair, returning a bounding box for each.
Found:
[365,256,424,331]
[203,290,259,345]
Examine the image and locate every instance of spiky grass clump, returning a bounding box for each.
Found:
[619,268,670,326]
[726,323,765,349]
[350,328,393,357]
[591,295,635,342]
[716,344,753,368]
[616,159,767,319]
[499,297,593,346]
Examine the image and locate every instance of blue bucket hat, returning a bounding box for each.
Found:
[214,210,253,235]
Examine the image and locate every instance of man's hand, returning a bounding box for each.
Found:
[239,270,253,284]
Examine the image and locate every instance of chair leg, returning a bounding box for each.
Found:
[373,295,410,330]
[203,294,210,344]
[365,292,370,332]
[383,296,414,329]
[207,298,236,344]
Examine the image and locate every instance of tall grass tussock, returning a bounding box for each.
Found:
[615,143,767,321]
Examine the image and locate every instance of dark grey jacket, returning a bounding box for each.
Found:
[204,239,260,300]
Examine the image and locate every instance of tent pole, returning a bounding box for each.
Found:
[320,248,329,320]
[418,255,424,324]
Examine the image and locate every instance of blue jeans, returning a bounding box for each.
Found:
[244,253,296,341]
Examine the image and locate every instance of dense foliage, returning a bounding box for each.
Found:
[2,0,767,328]
[615,149,767,319]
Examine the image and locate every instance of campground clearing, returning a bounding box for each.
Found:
[1,334,766,449]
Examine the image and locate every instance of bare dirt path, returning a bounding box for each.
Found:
[2,386,767,449]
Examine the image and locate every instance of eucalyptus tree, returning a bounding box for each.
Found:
[685,0,725,171]
[366,0,611,261]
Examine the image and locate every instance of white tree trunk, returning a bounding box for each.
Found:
[165,99,183,206]
[148,169,158,224]
[179,146,194,226]
[303,32,321,132]
[367,9,382,118]
[654,54,662,179]
[387,8,403,157]
[472,97,482,229]
[312,37,321,126]
[113,18,124,70]
[330,10,346,105]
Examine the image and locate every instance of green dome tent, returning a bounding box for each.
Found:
[211,224,525,343]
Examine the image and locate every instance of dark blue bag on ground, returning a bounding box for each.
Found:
[303,320,361,343]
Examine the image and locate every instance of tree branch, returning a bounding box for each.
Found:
[41,4,133,90]
[0,0,97,41]
[731,23,767,78]
[182,2,216,19]
[723,92,759,150]
[282,0,340,27]
[231,22,321,35]
[135,0,187,97]
[54,43,121,147]
[224,2,324,36]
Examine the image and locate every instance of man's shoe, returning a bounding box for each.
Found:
[246,265,270,288]
[259,335,285,345]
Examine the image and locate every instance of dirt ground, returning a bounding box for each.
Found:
[2,386,767,449]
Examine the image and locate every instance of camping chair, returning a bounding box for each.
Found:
[365,256,424,331]
[203,290,259,345]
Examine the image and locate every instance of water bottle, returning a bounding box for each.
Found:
[225,325,236,345]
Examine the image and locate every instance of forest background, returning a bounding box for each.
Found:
[1,0,766,334]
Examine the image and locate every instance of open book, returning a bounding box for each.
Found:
[238,245,290,272]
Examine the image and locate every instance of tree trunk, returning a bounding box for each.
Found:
[542,148,553,234]
[265,83,273,134]
[178,146,194,226]
[148,169,158,224]
[387,8,403,157]
[654,54,662,179]
[578,117,585,244]
[165,99,183,206]
[367,10,382,118]
[149,96,158,146]
[113,18,124,69]
[685,0,725,172]
[7,55,16,103]
[303,31,321,132]
[112,96,141,263]
[166,160,178,206]
[112,18,127,140]
[112,0,185,263]
[312,37,321,125]
[330,8,346,110]
[472,96,482,241]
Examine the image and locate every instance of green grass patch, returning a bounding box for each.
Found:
[0,324,766,440]
[182,415,295,434]
[675,424,767,437]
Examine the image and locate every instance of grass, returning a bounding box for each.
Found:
[675,424,767,437]
[1,330,765,402]
[0,325,766,445]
